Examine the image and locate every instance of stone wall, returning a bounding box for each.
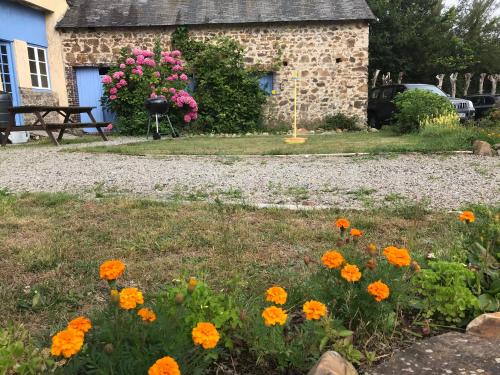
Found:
[19,88,60,123]
[59,21,369,125]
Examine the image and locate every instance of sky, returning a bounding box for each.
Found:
[444,0,500,15]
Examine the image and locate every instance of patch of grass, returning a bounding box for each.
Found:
[72,127,498,156]
[0,193,473,339]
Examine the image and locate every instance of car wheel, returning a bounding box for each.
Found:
[368,114,379,129]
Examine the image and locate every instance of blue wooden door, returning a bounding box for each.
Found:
[75,67,106,133]
[0,41,23,124]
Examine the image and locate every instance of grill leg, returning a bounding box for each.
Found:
[147,116,151,139]
[166,115,178,138]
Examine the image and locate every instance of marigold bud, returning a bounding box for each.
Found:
[366,243,377,256]
[345,237,350,244]
[110,289,119,303]
[239,309,247,321]
[175,293,185,304]
[366,258,377,270]
[411,261,421,273]
[336,238,344,247]
[304,255,313,265]
[104,343,114,354]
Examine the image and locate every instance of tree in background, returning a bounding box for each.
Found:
[367,0,499,86]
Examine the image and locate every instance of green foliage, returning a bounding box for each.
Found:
[0,324,55,374]
[63,281,241,374]
[413,261,479,324]
[461,206,500,312]
[172,27,267,134]
[323,113,362,131]
[394,90,456,133]
[367,0,500,86]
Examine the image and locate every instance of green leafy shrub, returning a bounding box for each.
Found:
[459,207,500,312]
[172,27,267,134]
[0,324,54,374]
[413,261,479,324]
[394,90,456,133]
[62,278,241,374]
[323,113,362,131]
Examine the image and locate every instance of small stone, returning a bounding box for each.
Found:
[336,128,343,133]
[308,351,358,375]
[472,140,496,157]
[493,143,500,151]
[466,312,500,339]
[369,127,379,133]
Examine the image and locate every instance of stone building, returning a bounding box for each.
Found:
[56,0,375,125]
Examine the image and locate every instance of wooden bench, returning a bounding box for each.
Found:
[0,105,110,146]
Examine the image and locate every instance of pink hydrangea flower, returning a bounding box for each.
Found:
[102,75,112,84]
[180,74,188,81]
[132,48,141,56]
[172,65,183,72]
[136,55,145,64]
[144,58,156,67]
[150,92,157,99]
[116,83,122,89]
[125,57,135,65]
[163,56,176,64]
[154,71,161,78]
[161,87,168,92]
[109,87,118,95]
[169,87,176,94]
[167,74,179,81]
[184,114,192,123]
[172,50,182,57]
[106,123,113,131]
[110,95,117,100]
[119,79,127,86]
[112,71,124,80]
[119,63,126,69]
[138,70,143,76]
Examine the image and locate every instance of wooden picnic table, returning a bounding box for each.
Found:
[0,105,109,146]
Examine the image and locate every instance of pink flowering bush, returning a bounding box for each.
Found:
[102,43,198,135]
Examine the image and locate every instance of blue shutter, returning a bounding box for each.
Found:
[259,73,273,95]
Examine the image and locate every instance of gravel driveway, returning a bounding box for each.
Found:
[1,140,499,209]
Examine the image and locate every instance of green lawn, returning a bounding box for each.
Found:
[75,128,484,156]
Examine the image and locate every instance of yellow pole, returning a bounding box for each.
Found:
[285,70,306,144]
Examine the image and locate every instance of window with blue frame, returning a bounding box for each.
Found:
[27,46,50,89]
[259,72,274,95]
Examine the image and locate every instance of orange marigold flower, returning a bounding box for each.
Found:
[459,211,475,223]
[262,306,288,326]
[367,280,390,302]
[119,287,144,310]
[192,322,220,349]
[187,277,197,293]
[137,308,157,322]
[350,228,363,237]
[67,316,92,333]
[99,260,126,281]
[148,356,181,375]
[383,247,411,267]
[51,328,84,358]
[340,264,362,282]
[335,218,350,229]
[303,300,327,320]
[265,286,288,305]
[321,250,345,269]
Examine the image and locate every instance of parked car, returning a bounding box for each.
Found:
[463,94,500,119]
[368,84,475,128]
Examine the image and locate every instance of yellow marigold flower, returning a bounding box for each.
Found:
[383,247,411,267]
[262,306,288,326]
[51,328,84,358]
[187,277,197,293]
[148,356,181,375]
[110,289,119,303]
[192,322,220,349]
[335,218,350,230]
[137,308,157,322]
[459,211,475,223]
[340,264,362,282]
[119,287,144,310]
[367,280,390,302]
[321,250,344,269]
[67,316,92,333]
[265,286,287,305]
[99,260,126,281]
[350,228,363,237]
[303,300,327,320]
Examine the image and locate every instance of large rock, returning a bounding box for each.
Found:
[466,312,500,339]
[473,140,497,156]
[365,332,500,375]
[308,351,358,375]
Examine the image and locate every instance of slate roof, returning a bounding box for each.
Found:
[57,0,375,29]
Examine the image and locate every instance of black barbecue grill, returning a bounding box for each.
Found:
[144,98,178,140]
